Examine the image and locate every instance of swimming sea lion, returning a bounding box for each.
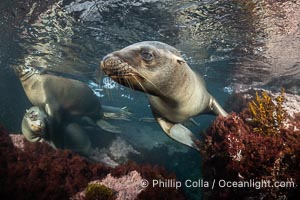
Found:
[22,106,91,155]
[14,65,131,133]
[101,41,228,150]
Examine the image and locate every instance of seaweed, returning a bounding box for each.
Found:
[201,90,300,199]
[85,183,115,200]
[0,126,186,200]
[111,162,185,200]
[248,89,286,135]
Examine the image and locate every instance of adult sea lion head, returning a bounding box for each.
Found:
[100,41,187,97]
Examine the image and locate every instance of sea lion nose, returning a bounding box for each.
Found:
[101,55,117,76]
[102,54,122,68]
[101,54,113,68]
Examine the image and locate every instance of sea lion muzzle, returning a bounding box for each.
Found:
[101,56,135,77]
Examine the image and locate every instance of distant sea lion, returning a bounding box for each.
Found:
[22,106,91,155]
[14,65,131,134]
[22,106,51,143]
[101,41,228,150]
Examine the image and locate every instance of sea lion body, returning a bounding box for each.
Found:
[148,73,211,123]
[22,106,91,155]
[15,65,132,134]
[16,66,102,120]
[101,41,228,150]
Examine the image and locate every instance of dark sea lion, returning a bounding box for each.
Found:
[22,106,91,155]
[22,106,51,143]
[101,41,228,150]
[14,65,131,133]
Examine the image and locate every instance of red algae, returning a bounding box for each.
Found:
[0,125,185,200]
[201,107,300,199]
[72,170,144,200]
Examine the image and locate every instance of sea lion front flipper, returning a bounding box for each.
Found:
[155,116,200,151]
[96,119,121,133]
[209,97,228,117]
[45,102,62,123]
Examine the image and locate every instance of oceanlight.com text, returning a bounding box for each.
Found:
[140,179,296,190]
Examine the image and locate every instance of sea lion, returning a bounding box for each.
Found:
[22,106,51,143]
[22,106,91,155]
[14,65,131,133]
[101,41,228,150]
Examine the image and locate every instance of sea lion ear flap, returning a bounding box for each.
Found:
[177,59,185,64]
[176,56,186,65]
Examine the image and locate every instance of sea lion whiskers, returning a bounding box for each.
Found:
[119,66,143,91]
[112,61,143,91]
[132,74,149,94]
[128,77,136,91]
[123,74,134,90]
[103,82,113,101]
[107,69,134,99]
[114,67,133,90]
[134,70,164,95]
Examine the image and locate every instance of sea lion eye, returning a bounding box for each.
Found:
[141,50,153,62]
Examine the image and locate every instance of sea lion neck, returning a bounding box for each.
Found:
[155,66,196,106]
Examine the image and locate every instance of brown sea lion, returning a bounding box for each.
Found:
[22,106,91,155]
[14,65,132,133]
[101,41,228,150]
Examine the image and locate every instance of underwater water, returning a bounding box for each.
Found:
[0,0,299,199]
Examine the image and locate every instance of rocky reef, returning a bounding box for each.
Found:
[0,125,185,200]
[201,90,300,199]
